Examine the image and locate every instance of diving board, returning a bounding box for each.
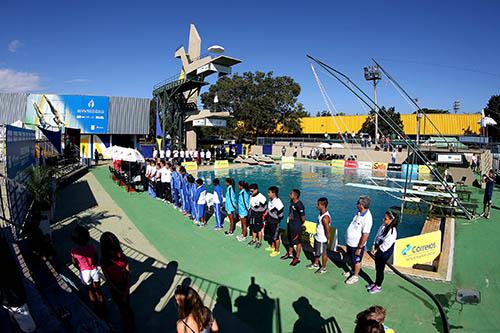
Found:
[346,182,453,198]
[369,177,454,187]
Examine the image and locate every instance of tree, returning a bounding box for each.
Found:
[412,108,449,114]
[359,106,404,137]
[484,95,500,137]
[200,71,307,142]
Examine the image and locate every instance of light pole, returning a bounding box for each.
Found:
[364,65,382,145]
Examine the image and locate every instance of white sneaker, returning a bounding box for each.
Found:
[342,271,352,278]
[236,235,246,242]
[345,275,359,285]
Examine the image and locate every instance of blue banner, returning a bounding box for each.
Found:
[26,94,109,134]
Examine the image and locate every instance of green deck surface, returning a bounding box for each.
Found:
[93,167,500,332]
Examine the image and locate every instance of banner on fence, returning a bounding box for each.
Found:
[182,161,198,171]
[358,161,373,170]
[214,160,229,169]
[393,231,441,268]
[418,164,431,174]
[281,156,295,164]
[373,162,388,170]
[344,160,358,169]
[387,163,402,172]
[330,159,345,168]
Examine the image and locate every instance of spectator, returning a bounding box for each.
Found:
[356,305,393,333]
[306,197,331,274]
[293,147,298,158]
[175,285,219,333]
[94,148,99,166]
[206,149,212,165]
[281,146,286,156]
[344,196,373,285]
[200,150,206,165]
[367,211,398,294]
[166,147,172,161]
[179,149,185,162]
[390,150,397,164]
[280,189,306,266]
[70,226,105,317]
[247,184,267,248]
[481,169,495,219]
[100,232,135,332]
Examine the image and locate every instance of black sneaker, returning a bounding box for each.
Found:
[255,242,262,249]
[280,254,293,260]
[248,240,256,246]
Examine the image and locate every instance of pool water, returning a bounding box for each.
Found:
[196,164,427,247]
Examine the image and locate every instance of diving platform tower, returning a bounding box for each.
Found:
[153,24,241,150]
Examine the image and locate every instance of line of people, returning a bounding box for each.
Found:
[143,160,399,293]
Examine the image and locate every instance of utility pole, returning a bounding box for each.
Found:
[453,100,460,114]
[364,65,382,146]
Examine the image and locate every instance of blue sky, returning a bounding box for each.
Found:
[1,0,499,115]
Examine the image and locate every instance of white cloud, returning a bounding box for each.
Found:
[64,78,90,83]
[0,68,41,92]
[8,40,23,53]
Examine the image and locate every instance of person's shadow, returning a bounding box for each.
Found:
[233,277,275,333]
[292,296,341,333]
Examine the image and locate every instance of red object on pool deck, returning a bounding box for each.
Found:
[344,160,358,169]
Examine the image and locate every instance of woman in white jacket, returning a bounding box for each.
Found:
[367,210,398,294]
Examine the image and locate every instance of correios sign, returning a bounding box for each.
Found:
[393,230,441,268]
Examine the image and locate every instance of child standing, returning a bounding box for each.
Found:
[224,178,238,236]
[71,225,105,317]
[236,181,251,242]
[248,184,267,248]
[193,178,207,226]
[212,178,224,230]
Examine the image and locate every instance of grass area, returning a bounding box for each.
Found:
[92,167,500,332]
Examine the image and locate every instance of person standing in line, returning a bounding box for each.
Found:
[247,184,267,249]
[171,165,181,209]
[193,178,207,226]
[187,175,197,219]
[173,148,180,164]
[280,189,306,266]
[179,149,185,163]
[212,178,224,230]
[165,147,172,162]
[236,181,251,242]
[179,166,190,215]
[200,149,206,165]
[154,163,162,200]
[206,149,212,165]
[367,210,398,294]
[306,197,331,274]
[293,147,298,158]
[265,186,284,257]
[194,150,199,164]
[174,285,219,333]
[159,148,165,160]
[481,169,495,219]
[224,178,238,236]
[99,232,136,332]
[152,147,158,160]
[70,226,106,317]
[148,161,158,198]
[281,146,286,156]
[344,196,373,285]
[159,161,169,201]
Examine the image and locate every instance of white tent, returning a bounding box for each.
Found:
[318,142,331,149]
[105,146,145,163]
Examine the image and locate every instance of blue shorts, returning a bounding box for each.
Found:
[347,245,365,266]
[238,209,248,218]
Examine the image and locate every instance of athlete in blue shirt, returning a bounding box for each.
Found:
[236,181,250,242]
[212,178,224,230]
[224,178,237,236]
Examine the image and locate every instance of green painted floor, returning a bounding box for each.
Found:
[93,167,500,332]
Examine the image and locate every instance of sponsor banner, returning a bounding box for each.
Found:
[387,163,402,172]
[358,161,373,170]
[344,160,358,169]
[214,160,229,169]
[281,156,295,163]
[182,161,198,171]
[393,231,441,268]
[330,159,345,168]
[26,94,109,134]
[437,154,463,164]
[373,162,388,170]
[418,164,431,174]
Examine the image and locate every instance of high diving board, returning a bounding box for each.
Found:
[369,177,454,187]
[346,182,453,198]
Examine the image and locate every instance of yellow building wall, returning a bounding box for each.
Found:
[301,114,481,136]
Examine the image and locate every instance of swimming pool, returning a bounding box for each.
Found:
[196,164,427,247]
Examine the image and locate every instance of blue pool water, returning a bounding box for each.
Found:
[196,164,427,247]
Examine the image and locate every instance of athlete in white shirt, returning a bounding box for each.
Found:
[165,149,172,161]
[265,186,284,257]
[306,197,331,274]
[248,184,267,248]
[344,196,373,285]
